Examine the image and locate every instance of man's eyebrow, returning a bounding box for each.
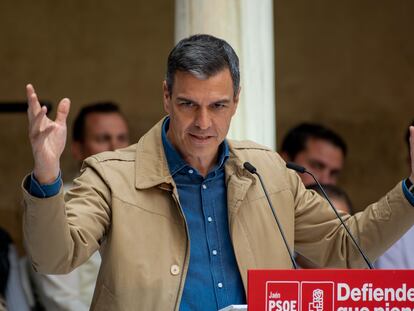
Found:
[309,159,326,168]
[212,99,231,105]
[176,96,197,103]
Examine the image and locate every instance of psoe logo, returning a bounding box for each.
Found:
[266,281,300,311]
[301,282,334,311]
[308,289,324,311]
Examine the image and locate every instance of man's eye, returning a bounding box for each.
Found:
[95,135,111,143]
[309,161,324,170]
[213,103,225,109]
[179,101,194,107]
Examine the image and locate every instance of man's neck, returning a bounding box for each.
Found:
[182,153,218,178]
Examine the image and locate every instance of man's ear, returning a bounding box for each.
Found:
[71,142,84,162]
[163,80,171,114]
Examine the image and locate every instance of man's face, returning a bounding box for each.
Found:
[163,69,239,164]
[293,138,344,186]
[72,112,130,161]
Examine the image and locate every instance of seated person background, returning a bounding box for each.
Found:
[306,183,353,215]
[0,227,31,311]
[280,123,347,186]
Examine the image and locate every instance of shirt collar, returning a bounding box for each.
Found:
[161,117,229,176]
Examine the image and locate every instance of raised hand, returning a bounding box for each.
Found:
[27,84,71,184]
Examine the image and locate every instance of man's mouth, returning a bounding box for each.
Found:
[189,133,213,143]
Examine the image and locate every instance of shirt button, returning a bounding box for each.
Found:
[202,184,207,189]
[207,217,213,222]
[218,282,223,288]
[188,169,194,174]
[170,264,180,276]
[212,250,218,256]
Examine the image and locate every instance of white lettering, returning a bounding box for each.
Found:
[268,300,297,311]
[351,287,362,301]
[337,283,414,302]
[408,288,414,301]
[385,288,396,301]
[337,283,350,301]
[374,288,384,301]
[396,284,407,301]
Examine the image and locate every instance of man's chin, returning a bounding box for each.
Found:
[186,144,218,157]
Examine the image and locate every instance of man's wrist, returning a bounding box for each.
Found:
[33,167,60,184]
[29,171,62,198]
[405,178,414,195]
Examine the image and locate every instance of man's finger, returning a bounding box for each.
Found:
[26,84,42,125]
[55,98,71,126]
[29,106,48,139]
[26,84,41,116]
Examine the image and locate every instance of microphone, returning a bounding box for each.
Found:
[286,162,374,269]
[243,162,298,269]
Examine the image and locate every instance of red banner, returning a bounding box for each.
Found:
[248,269,414,311]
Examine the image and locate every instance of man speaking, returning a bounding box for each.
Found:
[23,34,414,310]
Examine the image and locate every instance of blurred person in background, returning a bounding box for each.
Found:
[280,123,347,186]
[0,227,31,311]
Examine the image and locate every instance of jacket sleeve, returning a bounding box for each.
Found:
[287,162,414,268]
[22,156,111,274]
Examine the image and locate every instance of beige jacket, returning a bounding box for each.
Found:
[22,119,414,310]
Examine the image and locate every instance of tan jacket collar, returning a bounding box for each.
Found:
[134,117,256,191]
[135,117,173,189]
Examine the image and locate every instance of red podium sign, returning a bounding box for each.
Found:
[248,269,414,311]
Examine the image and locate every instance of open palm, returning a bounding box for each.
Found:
[27,84,71,184]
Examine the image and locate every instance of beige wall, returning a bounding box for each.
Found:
[275,1,413,211]
[1,0,413,252]
[0,0,174,253]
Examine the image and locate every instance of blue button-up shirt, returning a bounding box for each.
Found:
[161,118,246,310]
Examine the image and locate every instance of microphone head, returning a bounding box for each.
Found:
[243,162,257,174]
[286,162,307,174]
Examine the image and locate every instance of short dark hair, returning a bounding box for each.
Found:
[166,34,240,98]
[72,102,123,142]
[281,123,347,160]
[306,183,353,214]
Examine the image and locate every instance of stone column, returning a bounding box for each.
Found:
[175,0,276,149]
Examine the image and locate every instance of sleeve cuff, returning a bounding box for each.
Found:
[28,172,62,198]
[402,179,414,207]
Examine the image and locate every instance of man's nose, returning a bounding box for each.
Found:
[320,170,334,185]
[108,138,118,151]
[195,108,211,130]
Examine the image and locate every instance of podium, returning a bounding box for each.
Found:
[248,269,414,311]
